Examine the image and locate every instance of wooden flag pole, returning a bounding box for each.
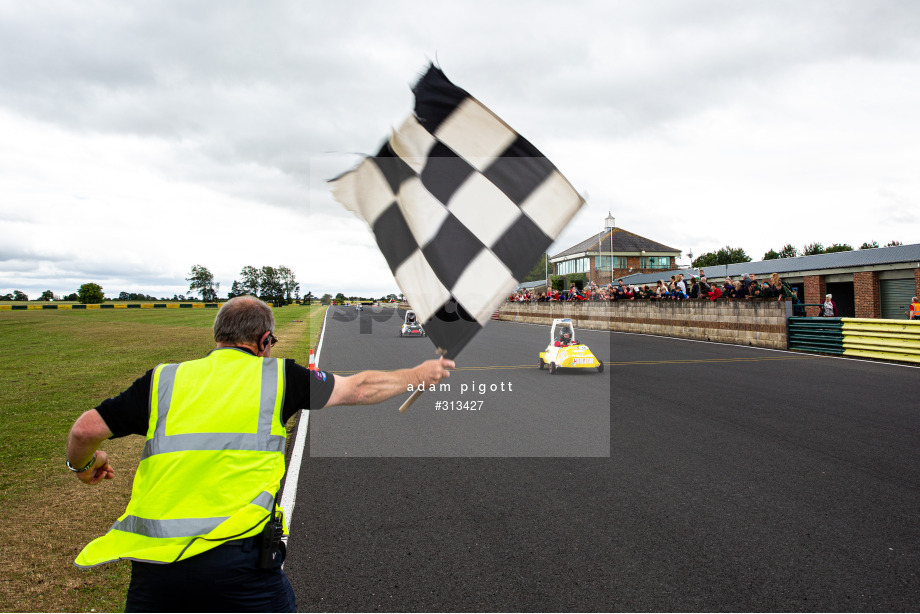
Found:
[399,347,447,413]
[398,390,423,413]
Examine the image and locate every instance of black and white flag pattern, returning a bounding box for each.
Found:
[330,65,584,359]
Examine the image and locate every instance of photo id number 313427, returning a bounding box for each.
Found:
[435,400,483,411]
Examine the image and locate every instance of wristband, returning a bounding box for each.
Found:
[66,452,96,473]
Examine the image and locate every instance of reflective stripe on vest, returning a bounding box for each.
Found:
[109,491,275,539]
[75,350,286,568]
[142,359,284,458]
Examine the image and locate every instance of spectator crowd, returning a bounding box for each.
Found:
[508,271,800,304]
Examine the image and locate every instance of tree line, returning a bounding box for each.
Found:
[188,264,302,303]
[2,265,305,304]
[692,240,904,268]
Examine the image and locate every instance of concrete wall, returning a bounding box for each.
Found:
[499,299,789,349]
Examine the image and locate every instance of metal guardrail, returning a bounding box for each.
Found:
[788,316,920,363]
[788,317,844,354]
[0,303,223,311]
[841,318,920,364]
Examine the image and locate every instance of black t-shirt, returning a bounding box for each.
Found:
[95,352,335,438]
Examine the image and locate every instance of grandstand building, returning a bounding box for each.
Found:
[548,213,682,287]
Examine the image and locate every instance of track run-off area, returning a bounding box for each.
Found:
[282,306,919,612]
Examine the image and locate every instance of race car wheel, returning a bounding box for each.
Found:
[549,361,556,374]
[597,362,604,373]
[538,358,544,370]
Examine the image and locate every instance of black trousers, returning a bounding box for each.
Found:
[125,536,296,612]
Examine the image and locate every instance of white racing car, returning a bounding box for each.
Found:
[399,310,427,337]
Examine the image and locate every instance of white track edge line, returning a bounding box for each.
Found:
[280,306,330,540]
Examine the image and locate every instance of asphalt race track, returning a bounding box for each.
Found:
[284,306,920,612]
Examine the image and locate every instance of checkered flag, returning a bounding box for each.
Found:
[331,64,584,360]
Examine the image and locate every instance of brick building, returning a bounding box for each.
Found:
[622,243,920,320]
[548,213,681,287]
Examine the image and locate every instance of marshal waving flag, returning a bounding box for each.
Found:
[330,64,584,363]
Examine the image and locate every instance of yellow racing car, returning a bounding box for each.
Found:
[539,318,604,374]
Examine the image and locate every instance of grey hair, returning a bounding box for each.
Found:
[213,295,274,345]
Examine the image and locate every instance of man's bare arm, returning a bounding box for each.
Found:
[325,358,454,408]
[66,409,115,485]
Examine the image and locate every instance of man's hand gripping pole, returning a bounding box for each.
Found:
[398,348,447,413]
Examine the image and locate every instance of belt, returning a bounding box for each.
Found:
[222,534,261,550]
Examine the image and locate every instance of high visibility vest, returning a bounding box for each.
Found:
[910,302,920,319]
[75,348,287,568]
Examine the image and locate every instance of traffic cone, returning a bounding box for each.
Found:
[308,349,317,371]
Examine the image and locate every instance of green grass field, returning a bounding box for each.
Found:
[0,304,327,612]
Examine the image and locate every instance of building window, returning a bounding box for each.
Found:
[557,258,589,275]
[596,256,627,270]
[640,256,671,269]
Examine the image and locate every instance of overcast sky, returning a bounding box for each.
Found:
[1,1,918,299]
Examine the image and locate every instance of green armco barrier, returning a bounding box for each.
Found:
[788,317,844,354]
[41,304,58,309]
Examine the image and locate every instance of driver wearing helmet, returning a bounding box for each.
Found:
[555,327,575,347]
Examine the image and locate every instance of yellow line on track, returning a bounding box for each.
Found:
[327,355,816,375]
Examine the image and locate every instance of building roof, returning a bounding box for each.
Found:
[550,227,681,261]
[618,243,920,286]
[517,279,547,291]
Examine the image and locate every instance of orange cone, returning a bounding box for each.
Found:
[308,349,317,371]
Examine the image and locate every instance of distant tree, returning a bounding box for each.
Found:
[78,283,105,304]
[859,241,879,250]
[239,266,261,296]
[227,280,245,299]
[885,240,903,247]
[277,265,298,303]
[335,292,346,301]
[39,290,54,301]
[691,246,751,268]
[187,264,220,302]
[259,266,283,303]
[118,291,156,301]
[824,243,853,254]
[303,291,314,302]
[764,243,798,260]
[12,290,28,301]
[0,293,13,301]
[64,292,79,302]
[522,253,548,283]
[802,242,824,256]
[320,293,332,305]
